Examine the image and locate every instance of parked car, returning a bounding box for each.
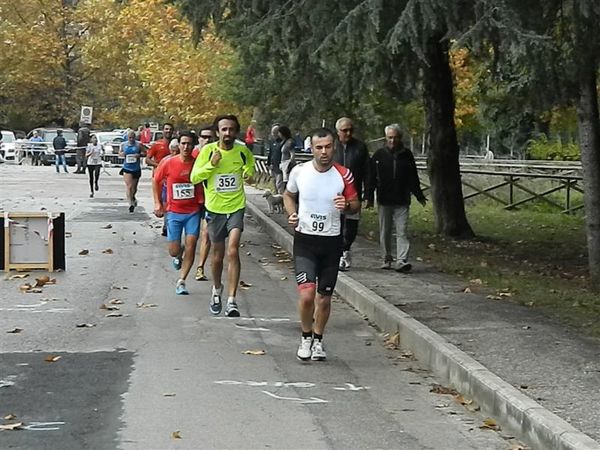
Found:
[0,130,18,163]
[26,128,78,166]
[94,131,125,155]
[148,130,164,146]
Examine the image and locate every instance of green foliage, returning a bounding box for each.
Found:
[527,135,580,161]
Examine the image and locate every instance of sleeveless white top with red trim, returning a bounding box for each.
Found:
[286,161,358,237]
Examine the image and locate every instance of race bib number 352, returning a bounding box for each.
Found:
[125,154,137,164]
[173,183,194,200]
[215,174,239,192]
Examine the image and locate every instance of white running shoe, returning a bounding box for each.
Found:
[343,250,351,268]
[296,336,312,361]
[339,255,348,271]
[311,340,327,361]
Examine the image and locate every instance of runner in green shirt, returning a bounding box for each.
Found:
[190,114,255,317]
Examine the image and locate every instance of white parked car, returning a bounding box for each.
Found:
[0,130,18,163]
[94,131,125,155]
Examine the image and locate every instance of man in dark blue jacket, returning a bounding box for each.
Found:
[366,123,426,272]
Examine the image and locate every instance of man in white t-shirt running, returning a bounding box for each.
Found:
[283,127,360,361]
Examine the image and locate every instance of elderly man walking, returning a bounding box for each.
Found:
[333,117,370,271]
[366,124,426,272]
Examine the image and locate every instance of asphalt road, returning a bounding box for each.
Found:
[0,165,515,449]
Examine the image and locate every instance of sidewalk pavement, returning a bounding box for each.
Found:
[245,186,600,450]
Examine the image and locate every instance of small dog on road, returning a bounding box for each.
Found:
[263,190,284,214]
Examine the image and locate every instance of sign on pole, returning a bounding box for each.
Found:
[80,106,93,124]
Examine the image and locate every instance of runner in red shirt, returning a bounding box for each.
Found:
[153,131,204,295]
[140,123,152,145]
[244,120,256,152]
[146,122,174,169]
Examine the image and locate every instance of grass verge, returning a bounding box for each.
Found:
[359,203,600,339]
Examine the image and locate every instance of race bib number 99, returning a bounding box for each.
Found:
[299,212,332,235]
[125,154,137,164]
[173,183,194,200]
[215,174,239,192]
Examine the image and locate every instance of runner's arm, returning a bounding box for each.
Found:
[190,149,215,184]
[242,147,256,183]
[283,190,299,226]
[152,165,166,217]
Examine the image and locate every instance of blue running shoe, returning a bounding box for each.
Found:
[209,285,223,315]
[172,257,182,270]
[175,280,188,295]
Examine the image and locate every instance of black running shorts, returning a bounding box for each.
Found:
[293,231,343,296]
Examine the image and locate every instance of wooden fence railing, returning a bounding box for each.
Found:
[254,156,585,214]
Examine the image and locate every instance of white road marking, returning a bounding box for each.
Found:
[333,383,371,391]
[214,380,315,388]
[261,390,328,404]
[233,324,270,331]
[22,421,65,431]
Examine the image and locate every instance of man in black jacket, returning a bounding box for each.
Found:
[333,117,370,271]
[266,124,283,193]
[366,123,426,272]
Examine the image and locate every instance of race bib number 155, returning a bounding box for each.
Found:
[172,183,194,200]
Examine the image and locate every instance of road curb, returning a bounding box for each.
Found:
[246,199,600,450]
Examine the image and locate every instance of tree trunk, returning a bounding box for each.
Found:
[422,35,474,238]
[575,63,600,291]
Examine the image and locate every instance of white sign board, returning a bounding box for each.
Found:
[80,106,93,124]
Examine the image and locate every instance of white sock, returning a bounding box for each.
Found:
[227,296,236,304]
[177,278,185,285]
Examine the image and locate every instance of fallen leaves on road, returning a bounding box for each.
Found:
[479,417,501,431]
[397,350,415,360]
[280,276,288,281]
[469,278,483,285]
[19,283,43,293]
[383,333,400,350]
[277,258,292,263]
[242,349,266,356]
[0,422,23,430]
[136,302,157,308]
[462,287,472,294]
[6,328,23,334]
[44,355,61,363]
[102,248,114,254]
[100,304,120,311]
[105,312,124,318]
[108,299,123,305]
[75,323,96,328]
[65,232,73,238]
[101,224,113,229]
[507,445,529,450]
[78,249,89,255]
[34,276,56,288]
[8,273,29,280]
[271,243,282,249]
[430,384,459,396]
[3,414,17,420]
[239,281,252,290]
[163,393,176,397]
[171,430,182,439]
[455,394,480,412]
